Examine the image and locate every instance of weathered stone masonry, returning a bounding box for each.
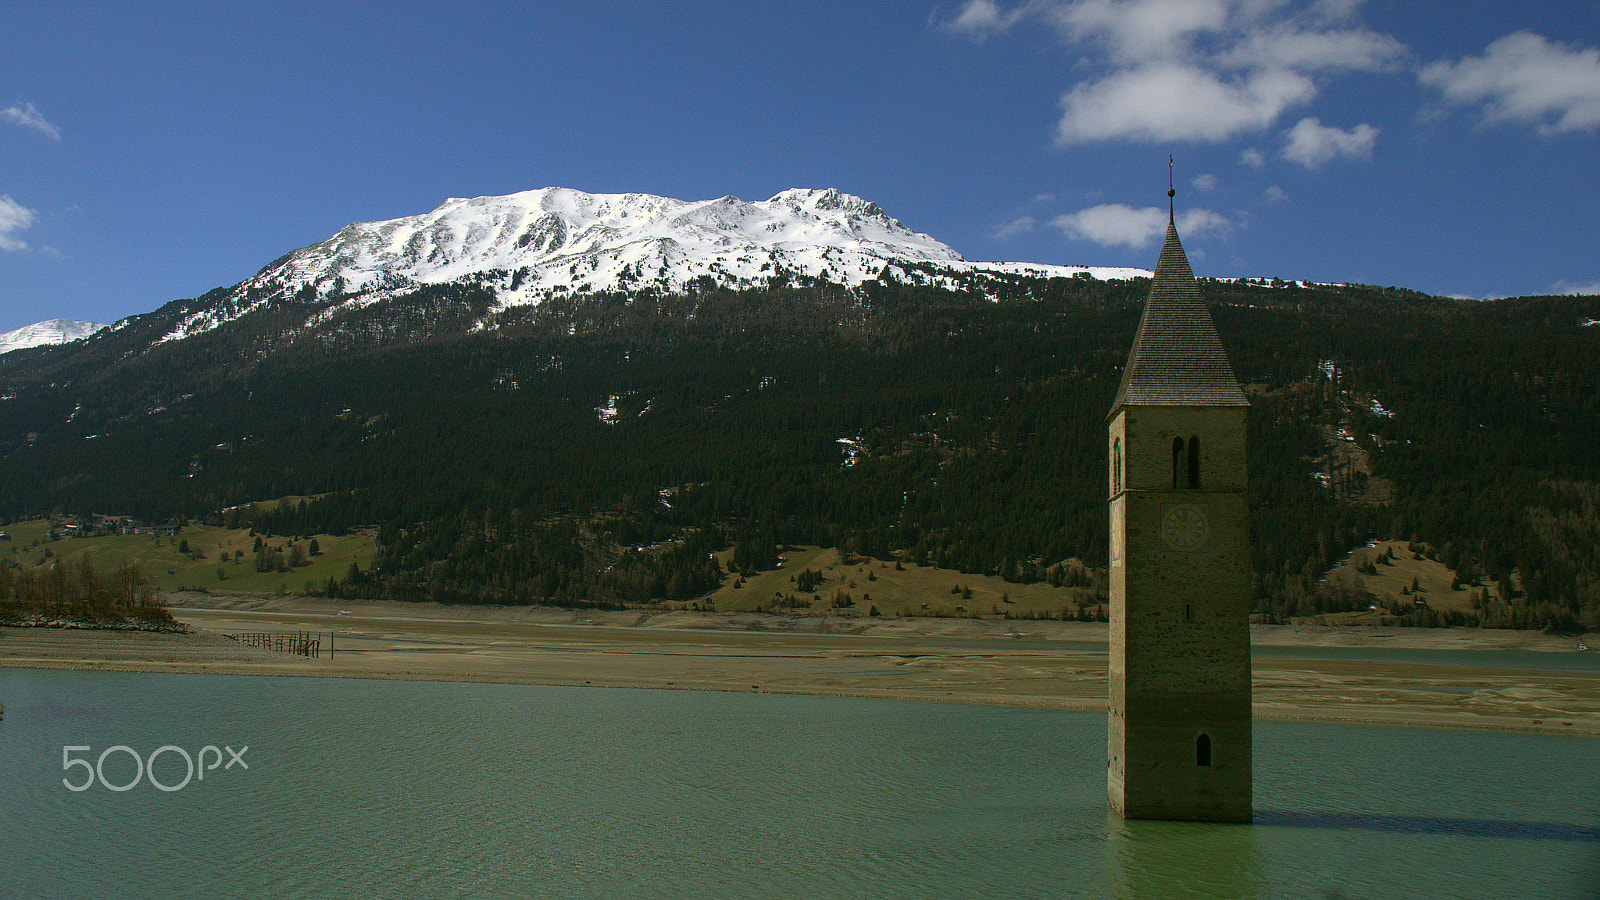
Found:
[1106,209,1253,823]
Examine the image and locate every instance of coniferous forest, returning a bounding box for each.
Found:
[1,269,1597,627]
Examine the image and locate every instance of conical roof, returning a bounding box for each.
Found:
[1109,217,1248,416]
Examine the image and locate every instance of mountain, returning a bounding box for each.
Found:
[0,319,107,354]
[2,187,1597,629]
[154,187,1146,343]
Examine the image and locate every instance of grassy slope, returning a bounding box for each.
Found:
[7,520,1494,625]
[8,520,1086,615]
[1317,539,1485,624]
[3,519,376,595]
[699,546,1099,620]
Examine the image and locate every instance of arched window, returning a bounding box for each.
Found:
[1112,438,1122,495]
[1187,436,1201,489]
[1196,734,1212,767]
[1171,438,1184,489]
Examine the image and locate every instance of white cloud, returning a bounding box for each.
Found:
[1219,25,1407,73]
[1281,117,1377,167]
[0,196,39,251]
[1264,185,1287,202]
[1553,278,1600,296]
[958,1,1410,145]
[1191,173,1218,190]
[1421,31,1600,134]
[1239,146,1266,167]
[1051,202,1229,248]
[1042,0,1230,65]
[1,102,60,140]
[1056,63,1314,144]
[945,0,1028,38]
[992,215,1038,239]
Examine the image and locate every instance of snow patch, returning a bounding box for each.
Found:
[837,437,864,467]
[0,319,108,354]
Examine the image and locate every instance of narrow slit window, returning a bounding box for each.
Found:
[1112,438,1122,495]
[1172,437,1184,489]
[1187,436,1200,489]
[1196,734,1212,767]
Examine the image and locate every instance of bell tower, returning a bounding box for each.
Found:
[1106,181,1252,822]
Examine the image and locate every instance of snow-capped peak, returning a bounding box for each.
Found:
[253,186,964,295]
[158,187,1149,342]
[768,188,892,222]
[0,319,108,354]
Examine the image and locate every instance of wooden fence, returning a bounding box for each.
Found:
[223,630,329,658]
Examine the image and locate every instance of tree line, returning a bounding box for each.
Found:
[0,556,172,624]
[2,270,1597,625]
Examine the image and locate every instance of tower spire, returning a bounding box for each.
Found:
[1107,180,1247,418]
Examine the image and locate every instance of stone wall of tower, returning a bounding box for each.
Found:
[1108,405,1252,823]
[1113,406,1247,494]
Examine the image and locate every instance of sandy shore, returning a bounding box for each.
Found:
[3,593,1596,736]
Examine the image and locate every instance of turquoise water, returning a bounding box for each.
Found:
[0,669,1595,899]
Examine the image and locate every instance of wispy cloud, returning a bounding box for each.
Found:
[2,101,60,140]
[1553,278,1600,297]
[1281,117,1378,167]
[943,0,1029,39]
[991,215,1038,239]
[1191,173,1218,190]
[1217,23,1407,74]
[945,0,1409,145]
[1037,0,1231,65]
[1421,32,1600,135]
[1051,202,1229,248]
[0,196,39,251]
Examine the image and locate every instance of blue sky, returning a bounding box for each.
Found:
[4,1,1599,333]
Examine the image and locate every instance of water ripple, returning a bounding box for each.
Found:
[1256,810,1600,843]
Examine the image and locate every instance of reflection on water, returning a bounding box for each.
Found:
[1,669,1596,899]
[1106,812,1264,899]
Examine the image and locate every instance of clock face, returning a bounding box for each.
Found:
[1162,504,1209,551]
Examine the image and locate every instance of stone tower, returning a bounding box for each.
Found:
[1106,196,1252,823]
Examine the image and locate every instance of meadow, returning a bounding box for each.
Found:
[2,518,376,595]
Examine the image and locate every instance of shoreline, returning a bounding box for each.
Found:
[163,590,1596,650]
[2,594,1595,736]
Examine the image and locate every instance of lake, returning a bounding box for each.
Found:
[1,668,1595,898]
